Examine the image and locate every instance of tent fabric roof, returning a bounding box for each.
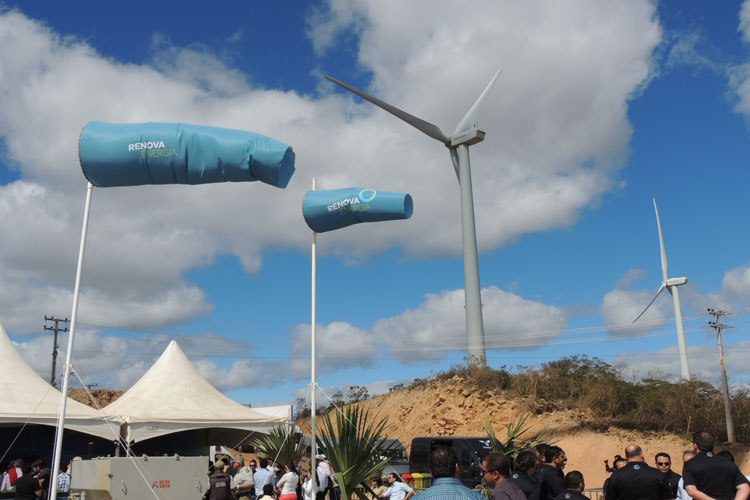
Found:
[101,340,290,443]
[0,323,119,440]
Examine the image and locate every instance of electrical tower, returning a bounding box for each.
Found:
[707,308,735,443]
[44,316,69,388]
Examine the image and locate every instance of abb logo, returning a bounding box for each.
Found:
[152,480,171,489]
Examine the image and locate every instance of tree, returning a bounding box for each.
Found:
[250,423,306,465]
[317,406,398,500]
[347,385,370,403]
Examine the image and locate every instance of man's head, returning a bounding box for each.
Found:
[545,446,566,470]
[692,431,714,453]
[536,444,551,464]
[514,449,540,475]
[249,459,257,471]
[233,457,244,469]
[564,471,584,492]
[259,458,269,469]
[682,450,696,463]
[388,473,401,484]
[624,444,644,462]
[31,459,44,472]
[613,457,628,470]
[482,453,511,489]
[428,447,459,479]
[263,484,274,497]
[655,453,671,474]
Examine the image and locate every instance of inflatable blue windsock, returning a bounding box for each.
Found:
[302,188,413,233]
[78,122,295,188]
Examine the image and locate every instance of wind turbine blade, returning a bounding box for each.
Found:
[325,75,451,145]
[633,282,667,323]
[450,148,460,180]
[653,198,669,281]
[453,67,503,136]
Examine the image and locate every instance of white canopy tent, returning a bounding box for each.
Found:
[0,322,117,440]
[101,340,291,443]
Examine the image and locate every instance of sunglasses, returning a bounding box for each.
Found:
[656,462,670,466]
[482,469,497,475]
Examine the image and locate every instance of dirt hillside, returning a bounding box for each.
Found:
[297,377,750,489]
[68,388,124,408]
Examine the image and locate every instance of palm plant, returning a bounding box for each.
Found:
[484,414,556,466]
[317,405,399,500]
[250,423,306,465]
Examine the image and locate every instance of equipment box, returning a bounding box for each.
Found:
[70,455,208,500]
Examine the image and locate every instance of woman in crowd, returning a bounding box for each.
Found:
[277,460,300,500]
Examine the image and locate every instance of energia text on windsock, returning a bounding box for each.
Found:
[302,188,413,233]
[78,121,295,188]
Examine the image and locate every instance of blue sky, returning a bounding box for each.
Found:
[1,0,750,409]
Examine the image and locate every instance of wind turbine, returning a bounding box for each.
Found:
[633,198,690,380]
[324,68,502,367]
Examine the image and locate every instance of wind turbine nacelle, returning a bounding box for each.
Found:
[302,188,413,233]
[451,128,485,147]
[78,121,295,188]
[666,277,688,286]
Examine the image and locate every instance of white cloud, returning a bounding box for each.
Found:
[288,321,378,379]
[373,286,568,361]
[740,0,750,43]
[12,328,262,392]
[615,340,750,385]
[728,63,750,116]
[600,269,672,337]
[730,1,750,117]
[0,3,660,334]
[687,265,750,314]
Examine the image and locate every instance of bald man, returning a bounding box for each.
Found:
[604,444,670,500]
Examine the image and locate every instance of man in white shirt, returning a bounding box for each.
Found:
[676,450,696,500]
[382,473,415,500]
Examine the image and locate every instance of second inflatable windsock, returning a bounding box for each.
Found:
[78,121,295,188]
[302,188,413,233]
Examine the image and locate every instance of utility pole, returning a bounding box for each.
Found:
[707,308,735,443]
[44,316,69,388]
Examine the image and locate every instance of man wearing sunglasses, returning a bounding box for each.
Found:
[655,453,680,500]
[483,453,527,500]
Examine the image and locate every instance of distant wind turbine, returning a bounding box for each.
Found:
[325,69,502,366]
[633,198,690,380]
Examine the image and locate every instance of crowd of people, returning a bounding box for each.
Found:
[203,430,750,500]
[410,430,749,500]
[6,429,747,500]
[0,457,72,499]
[204,453,346,500]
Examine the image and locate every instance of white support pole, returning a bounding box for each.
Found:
[310,177,318,500]
[456,144,486,366]
[671,286,691,381]
[49,182,94,500]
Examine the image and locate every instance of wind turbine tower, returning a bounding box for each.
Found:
[325,69,502,366]
[633,198,690,380]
